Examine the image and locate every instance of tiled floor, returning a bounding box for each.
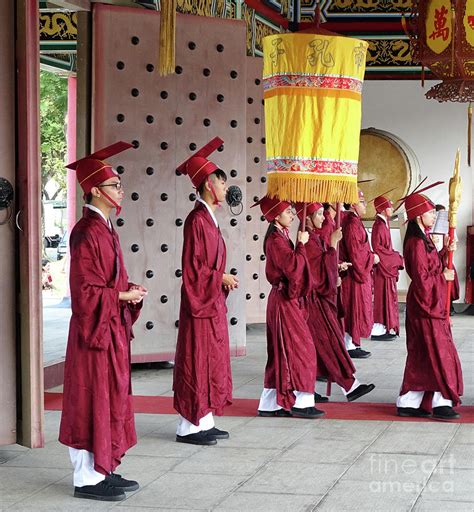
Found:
[4,314,474,511]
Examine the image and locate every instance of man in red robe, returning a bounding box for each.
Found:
[316,204,350,336]
[316,203,336,246]
[256,197,322,418]
[173,138,238,445]
[397,189,463,420]
[370,195,404,341]
[59,142,147,501]
[296,202,375,402]
[340,190,380,358]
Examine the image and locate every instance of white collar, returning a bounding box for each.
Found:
[85,204,111,229]
[376,213,388,225]
[196,197,218,228]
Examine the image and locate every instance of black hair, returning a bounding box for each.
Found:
[403,219,434,252]
[323,202,330,210]
[435,204,446,212]
[263,221,278,255]
[197,169,227,195]
[85,193,93,204]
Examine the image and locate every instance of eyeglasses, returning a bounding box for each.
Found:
[98,182,123,191]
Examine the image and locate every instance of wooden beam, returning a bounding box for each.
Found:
[47,0,90,10]
[245,0,289,29]
[90,0,137,7]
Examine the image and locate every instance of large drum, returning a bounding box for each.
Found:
[358,128,421,221]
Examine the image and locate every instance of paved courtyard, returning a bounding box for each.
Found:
[2,314,473,511]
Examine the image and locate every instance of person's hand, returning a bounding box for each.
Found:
[373,253,380,265]
[222,273,239,291]
[297,231,309,245]
[443,268,455,281]
[129,285,148,304]
[120,285,148,304]
[447,240,457,252]
[130,284,147,293]
[330,227,343,248]
[338,261,352,272]
[336,276,342,287]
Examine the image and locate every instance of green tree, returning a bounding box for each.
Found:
[40,70,68,201]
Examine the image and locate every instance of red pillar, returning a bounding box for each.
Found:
[63,76,77,299]
[66,76,77,239]
[16,0,44,448]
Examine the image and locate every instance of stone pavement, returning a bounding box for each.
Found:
[2,316,474,511]
[42,296,71,365]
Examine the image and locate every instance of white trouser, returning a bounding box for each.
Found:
[258,387,315,411]
[344,333,357,351]
[69,448,105,487]
[341,378,360,396]
[371,323,386,336]
[176,412,215,436]
[315,377,359,395]
[397,391,453,408]
[294,391,315,408]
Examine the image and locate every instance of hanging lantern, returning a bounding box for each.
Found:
[405,0,474,164]
[262,33,368,204]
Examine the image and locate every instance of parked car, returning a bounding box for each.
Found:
[57,231,68,260]
[44,233,61,248]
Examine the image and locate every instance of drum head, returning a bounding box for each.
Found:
[358,128,420,221]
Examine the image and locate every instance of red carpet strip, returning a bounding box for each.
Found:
[44,393,474,423]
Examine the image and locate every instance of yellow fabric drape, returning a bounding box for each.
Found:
[159,0,177,76]
[263,33,368,203]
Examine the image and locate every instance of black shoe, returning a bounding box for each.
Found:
[348,348,371,359]
[314,392,329,403]
[396,407,432,418]
[74,480,126,501]
[204,427,229,440]
[316,376,328,382]
[156,360,175,369]
[370,333,397,341]
[432,406,461,421]
[290,406,325,419]
[258,409,292,417]
[105,472,139,492]
[347,383,375,402]
[176,431,217,445]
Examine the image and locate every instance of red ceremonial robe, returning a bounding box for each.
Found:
[315,210,345,327]
[340,211,374,345]
[59,208,141,475]
[305,231,355,390]
[400,236,463,406]
[173,202,232,426]
[264,230,317,410]
[371,216,404,334]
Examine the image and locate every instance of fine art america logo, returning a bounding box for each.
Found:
[368,454,455,494]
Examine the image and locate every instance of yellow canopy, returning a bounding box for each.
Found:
[263,32,368,203]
